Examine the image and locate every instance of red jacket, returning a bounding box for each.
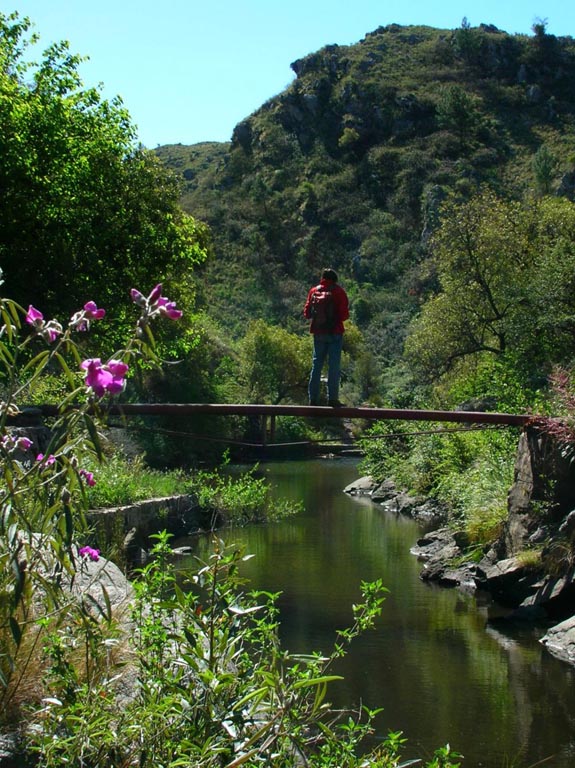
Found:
[303,278,350,334]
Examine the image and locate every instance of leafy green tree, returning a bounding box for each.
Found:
[532,144,557,196]
[405,191,531,378]
[0,12,209,337]
[405,191,575,382]
[436,84,482,150]
[529,196,575,362]
[238,320,309,404]
[452,17,484,67]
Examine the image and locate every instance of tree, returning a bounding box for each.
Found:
[436,84,482,150]
[405,191,575,382]
[532,144,557,196]
[404,191,533,378]
[452,17,484,67]
[0,12,209,336]
[238,320,309,404]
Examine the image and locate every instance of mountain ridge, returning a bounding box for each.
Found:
[155,21,575,373]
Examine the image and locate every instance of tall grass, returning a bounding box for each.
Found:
[85,453,189,508]
[360,422,517,547]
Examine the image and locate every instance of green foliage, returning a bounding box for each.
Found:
[438,355,541,415]
[0,11,209,348]
[85,453,187,508]
[405,192,575,383]
[189,462,302,525]
[532,144,557,196]
[360,420,517,546]
[0,280,189,719]
[452,17,484,67]
[435,84,483,150]
[238,319,310,404]
[26,533,441,767]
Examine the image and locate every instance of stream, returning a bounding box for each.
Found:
[174,458,575,767]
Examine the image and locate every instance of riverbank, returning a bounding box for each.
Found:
[344,426,575,667]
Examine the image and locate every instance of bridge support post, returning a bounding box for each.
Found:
[260,415,276,448]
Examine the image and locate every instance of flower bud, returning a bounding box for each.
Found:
[130,288,146,307]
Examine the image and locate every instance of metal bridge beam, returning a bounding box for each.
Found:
[37,403,531,427]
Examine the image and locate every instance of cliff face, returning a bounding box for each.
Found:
[502,428,575,558]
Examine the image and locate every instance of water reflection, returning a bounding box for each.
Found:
[174,459,575,767]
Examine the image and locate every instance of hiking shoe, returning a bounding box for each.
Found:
[328,400,345,407]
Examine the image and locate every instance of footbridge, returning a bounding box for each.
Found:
[31,402,532,454]
[72,402,530,427]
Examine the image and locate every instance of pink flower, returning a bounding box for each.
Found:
[130,288,146,307]
[26,305,44,326]
[148,283,163,305]
[70,301,106,331]
[26,305,62,342]
[44,323,62,343]
[36,453,56,466]
[106,359,129,378]
[83,301,106,321]
[131,284,182,322]
[81,358,129,398]
[79,469,96,487]
[78,546,100,562]
[1,435,33,453]
[157,297,183,320]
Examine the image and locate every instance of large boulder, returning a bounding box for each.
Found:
[412,528,477,590]
[474,557,543,607]
[540,616,575,665]
[343,475,376,496]
[71,548,134,613]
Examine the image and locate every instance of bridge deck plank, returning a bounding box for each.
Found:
[36,403,533,427]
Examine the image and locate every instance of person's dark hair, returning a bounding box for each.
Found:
[321,268,338,282]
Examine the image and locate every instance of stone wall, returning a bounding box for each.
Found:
[87,494,212,570]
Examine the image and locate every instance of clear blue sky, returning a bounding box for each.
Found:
[6,0,575,148]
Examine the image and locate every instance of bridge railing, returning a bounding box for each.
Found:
[20,402,532,427]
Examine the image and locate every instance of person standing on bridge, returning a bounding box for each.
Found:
[304,268,349,407]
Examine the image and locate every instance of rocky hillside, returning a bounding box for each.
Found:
[156,22,575,369]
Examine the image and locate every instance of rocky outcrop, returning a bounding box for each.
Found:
[343,476,447,525]
[346,426,575,666]
[0,548,134,767]
[411,527,477,591]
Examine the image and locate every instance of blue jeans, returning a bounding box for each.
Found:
[308,334,343,403]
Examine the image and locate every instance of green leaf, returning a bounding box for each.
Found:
[231,686,269,712]
[83,413,104,461]
[293,675,344,689]
[22,349,50,376]
[9,616,22,646]
[224,749,260,768]
[63,502,74,547]
[11,556,25,607]
[54,351,77,387]
[0,309,15,343]
[0,340,15,366]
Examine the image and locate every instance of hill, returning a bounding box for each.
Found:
[155,21,575,387]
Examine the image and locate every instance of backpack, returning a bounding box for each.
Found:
[310,285,337,332]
